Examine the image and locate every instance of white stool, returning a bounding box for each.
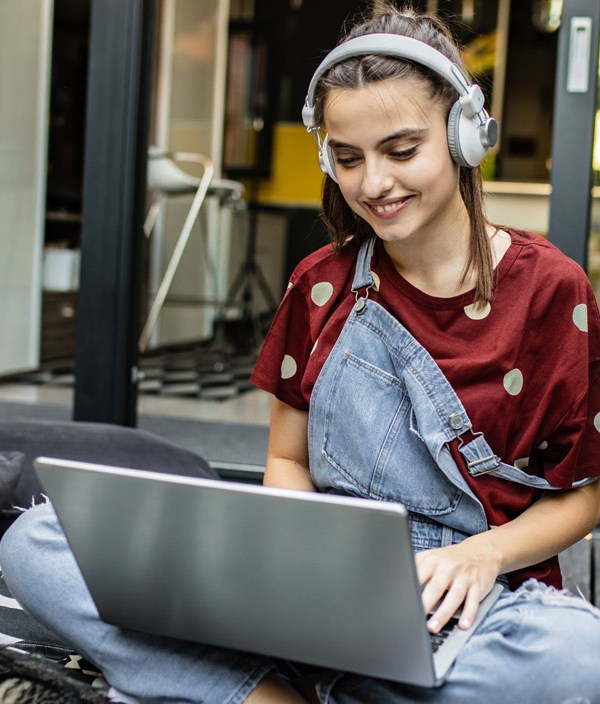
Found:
[140,147,244,352]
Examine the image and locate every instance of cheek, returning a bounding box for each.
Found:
[410,151,457,190]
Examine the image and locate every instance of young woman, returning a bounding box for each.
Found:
[2,4,600,704]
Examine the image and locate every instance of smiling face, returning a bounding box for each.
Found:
[323,76,469,251]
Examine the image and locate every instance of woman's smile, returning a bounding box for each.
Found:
[365,195,415,219]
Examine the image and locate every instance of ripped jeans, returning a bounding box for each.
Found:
[316,578,600,704]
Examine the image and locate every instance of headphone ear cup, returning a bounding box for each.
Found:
[318,134,338,183]
[447,101,488,168]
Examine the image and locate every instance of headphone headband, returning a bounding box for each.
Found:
[302,34,482,131]
[302,32,498,174]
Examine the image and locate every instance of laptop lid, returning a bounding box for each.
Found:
[33,456,501,687]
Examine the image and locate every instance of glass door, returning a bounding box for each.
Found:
[148,0,230,348]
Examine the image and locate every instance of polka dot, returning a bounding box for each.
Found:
[594,413,600,433]
[464,302,491,320]
[503,369,523,396]
[370,272,381,291]
[281,355,297,380]
[572,303,588,332]
[514,457,529,470]
[310,339,318,355]
[538,441,548,450]
[311,282,334,306]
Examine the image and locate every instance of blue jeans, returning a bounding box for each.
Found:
[2,502,600,703]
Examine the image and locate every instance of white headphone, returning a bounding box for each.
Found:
[302,34,498,182]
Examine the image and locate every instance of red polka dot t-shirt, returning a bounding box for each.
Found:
[251,229,600,587]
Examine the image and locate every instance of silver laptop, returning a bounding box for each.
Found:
[33,456,502,687]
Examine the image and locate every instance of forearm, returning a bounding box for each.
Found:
[469,479,600,575]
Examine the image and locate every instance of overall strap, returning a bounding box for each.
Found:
[459,434,597,489]
[351,238,377,293]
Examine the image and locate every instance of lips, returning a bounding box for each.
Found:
[366,196,413,218]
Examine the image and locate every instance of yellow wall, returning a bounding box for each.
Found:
[256,122,323,206]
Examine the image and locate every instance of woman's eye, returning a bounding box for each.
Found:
[334,155,360,166]
[391,146,417,160]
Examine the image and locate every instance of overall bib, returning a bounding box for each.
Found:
[306,238,600,704]
[308,237,583,553]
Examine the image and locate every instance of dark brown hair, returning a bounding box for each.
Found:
[313,3,496,303]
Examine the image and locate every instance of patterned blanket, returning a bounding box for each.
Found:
[0,574,109,702]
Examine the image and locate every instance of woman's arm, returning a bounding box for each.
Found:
[417,479,600,633]
[262,397,316,492]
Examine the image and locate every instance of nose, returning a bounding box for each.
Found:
[361,156,394,199]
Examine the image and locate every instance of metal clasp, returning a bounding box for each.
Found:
[351,282,373,315]
[448,413,464,430]
[466,454,502,476]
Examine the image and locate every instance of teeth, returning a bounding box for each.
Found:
[372,200,404,214]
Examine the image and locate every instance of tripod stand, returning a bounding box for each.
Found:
[227,206,277,310]
[214,184,278,354]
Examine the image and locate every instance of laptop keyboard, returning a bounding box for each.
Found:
[429,617,459,653]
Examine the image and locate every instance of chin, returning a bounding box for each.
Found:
[369,224,413,243]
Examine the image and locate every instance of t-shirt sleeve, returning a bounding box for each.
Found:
[537,279,600,487]
[250,282,313,411]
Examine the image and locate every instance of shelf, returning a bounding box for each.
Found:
[46,210,82,224]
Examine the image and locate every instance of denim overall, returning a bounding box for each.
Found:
[308,237,586,554]
[306,237,600,703]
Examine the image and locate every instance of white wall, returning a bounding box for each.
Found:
[0,1,53,373]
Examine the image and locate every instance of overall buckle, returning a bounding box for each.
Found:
[466,454,502,477]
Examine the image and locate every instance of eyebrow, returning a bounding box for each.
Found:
[328,127,428,150]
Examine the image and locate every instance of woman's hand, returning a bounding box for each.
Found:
[416,481,600,634]
[415,536,501,634]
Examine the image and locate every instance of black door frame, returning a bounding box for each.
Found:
[73,0,156,426]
